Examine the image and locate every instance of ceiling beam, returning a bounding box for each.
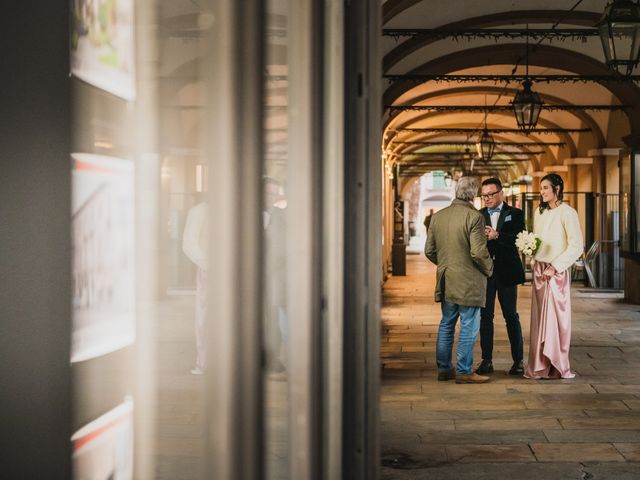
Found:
[391,140,565,147]
[399,170,516,177]
[386,105,628,113]
[384,74,640,83]
[383,28,600,40]
[397,150,545,156]
[395,127,589,134]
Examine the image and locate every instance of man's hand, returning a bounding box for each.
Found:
[485,226,499,240]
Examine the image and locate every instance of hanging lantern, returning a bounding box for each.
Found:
[476,128,496,163]
[512,79,543,132]
[597,0,640,76]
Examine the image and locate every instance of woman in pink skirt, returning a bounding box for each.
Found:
[524,173,584,379]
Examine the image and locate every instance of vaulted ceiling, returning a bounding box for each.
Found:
[382,0,640,181]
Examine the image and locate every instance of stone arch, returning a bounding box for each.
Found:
[383,86,608,147]
[383,43,640,136]
[384,10,600,72]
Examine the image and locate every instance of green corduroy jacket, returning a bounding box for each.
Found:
[424,199,494,307]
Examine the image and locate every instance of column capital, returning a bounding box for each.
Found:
[587,148,621,157]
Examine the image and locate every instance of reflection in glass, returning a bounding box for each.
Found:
[264,1,290,478]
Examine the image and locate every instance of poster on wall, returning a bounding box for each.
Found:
[71,153,135,363]
[72,399,134,480]
[70,0,136,101]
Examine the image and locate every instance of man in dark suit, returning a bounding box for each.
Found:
[475,178,525,376]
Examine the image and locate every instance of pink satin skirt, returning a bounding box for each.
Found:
[524,261,575,379]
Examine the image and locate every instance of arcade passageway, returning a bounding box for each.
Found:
[380,255,640,479]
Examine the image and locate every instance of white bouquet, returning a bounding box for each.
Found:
[515,230,541,256]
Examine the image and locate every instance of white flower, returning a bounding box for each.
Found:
[516,229,540,256]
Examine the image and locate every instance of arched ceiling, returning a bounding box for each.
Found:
[382,0,640,181]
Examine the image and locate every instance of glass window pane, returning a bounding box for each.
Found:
[264,0,291,478]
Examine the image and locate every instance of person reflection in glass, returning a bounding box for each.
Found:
[182,193,208,375]
[263,176,287,380]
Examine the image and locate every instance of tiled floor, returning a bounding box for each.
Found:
[381,253,640,479]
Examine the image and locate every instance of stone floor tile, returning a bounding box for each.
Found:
[580,463,640,480]
[382,418,457,432]
[537,392,635,401]
[583,409,640,418]
[572,346,625,358]
[543,429,640,443]
[593,384,640,394]
[625,400,640,410]
[402,345,434,352]
[548,375,621,384]
[454,418,563,431]
[445,444,535,463]
[531,442,625,462]
[381,255,640,476]
[504,383,596,394]
[380,446,449,471]
[525,399,630,410]
[420,429,547,445]
[412,398,528,411]
[560,416,640,430]
[614,443,640,461]
[381,384,422,394]
[381,463,585,480]
[422,383,509,394]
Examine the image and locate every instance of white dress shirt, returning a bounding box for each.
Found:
[488,202,503,230]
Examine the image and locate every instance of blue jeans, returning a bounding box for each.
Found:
[436,300,481,375]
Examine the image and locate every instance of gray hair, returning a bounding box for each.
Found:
[455,176,479,202]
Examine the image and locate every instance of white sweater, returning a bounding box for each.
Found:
[182,202,209,271]
[533,203,584,273]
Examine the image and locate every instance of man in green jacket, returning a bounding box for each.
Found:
[425,176,493,384]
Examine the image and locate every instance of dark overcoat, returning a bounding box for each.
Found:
[480,203,526,286]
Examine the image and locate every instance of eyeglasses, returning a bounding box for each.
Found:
[481,190,502,200]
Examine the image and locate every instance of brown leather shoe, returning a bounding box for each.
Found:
[437,369,456,381]
[455,372,490,384]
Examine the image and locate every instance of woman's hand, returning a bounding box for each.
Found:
[543,265,557,277]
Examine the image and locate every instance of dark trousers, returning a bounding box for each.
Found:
[480,274,523,363]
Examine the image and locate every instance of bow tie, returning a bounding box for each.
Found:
[488,207,501,215]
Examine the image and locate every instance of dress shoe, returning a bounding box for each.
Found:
[509,360,524,376]
[437,369,456,381]
[455,372,490,384]
[475,359,494,375]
